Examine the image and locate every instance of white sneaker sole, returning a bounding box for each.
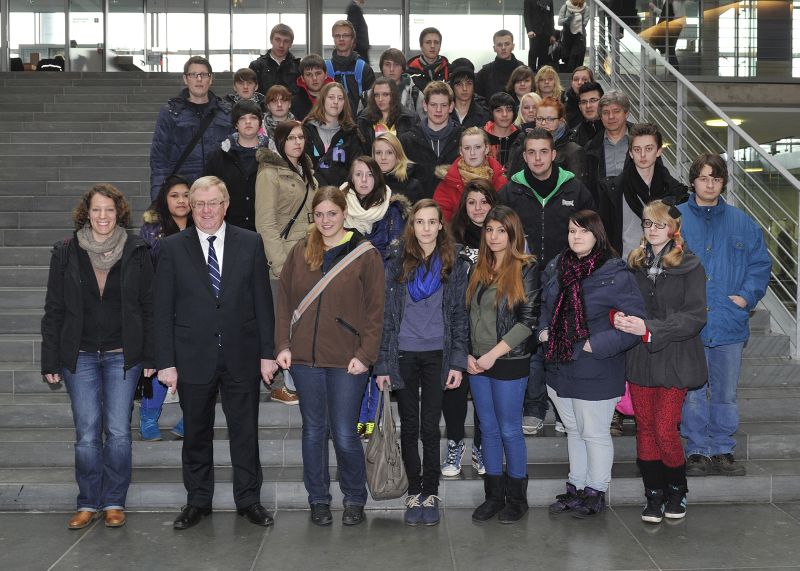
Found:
[664,511,686,519]
[441,467,462,477]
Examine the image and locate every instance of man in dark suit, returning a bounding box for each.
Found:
[154,175,278,530]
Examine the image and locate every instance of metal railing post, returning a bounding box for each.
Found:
[796,200,800,358]
[676,82,686,180]
[589,0,597,72]
[639,44,647,121]
[610,18,619,89]
[726,127,738,207]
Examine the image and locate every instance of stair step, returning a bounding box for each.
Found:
[0,267,49,287]
[9,132,154,144]
[0,459,796,511]
[0,155,148,168]
[0,195,150,214]
[0,311,45,334]
[743,333,791,358]
[0,336,39,364]
[0,247,52,266]
[0,121,155,133]
[0,288,45,310]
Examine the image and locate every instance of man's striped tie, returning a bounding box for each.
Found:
[207,236,221,298]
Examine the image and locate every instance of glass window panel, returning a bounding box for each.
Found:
[9,0,65,64]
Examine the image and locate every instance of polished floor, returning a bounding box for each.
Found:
[2,504,800,571]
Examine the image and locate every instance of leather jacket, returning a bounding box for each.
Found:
[491,261,541,358]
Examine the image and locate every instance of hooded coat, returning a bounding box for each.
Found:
[433,156,507,221]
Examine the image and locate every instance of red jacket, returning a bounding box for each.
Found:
[433,156,507,222]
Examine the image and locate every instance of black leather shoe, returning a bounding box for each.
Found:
[173,505,212,530]
[342,505,365,526]
[237,503,274,527]
[310,503,333,526]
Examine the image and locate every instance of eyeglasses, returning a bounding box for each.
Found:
[286,134,305,142]
[578,97,600,106]
[696,176,724,186]
[185,72,211,80]
[191,199,226,210]
[642,219,667,229]
[333,34,353,40]
[535,117,559,124]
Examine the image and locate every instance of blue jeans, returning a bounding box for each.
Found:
[140,377,168,411]
[62,351,141,511]
[681,342,744,457]
[470,375,527,479]
[291,365,369,506]
[358,376,380,424]
[548,387,619,492]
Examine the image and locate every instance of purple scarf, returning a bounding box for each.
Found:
[545,249,605,363]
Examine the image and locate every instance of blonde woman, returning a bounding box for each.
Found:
[534,65,564,102]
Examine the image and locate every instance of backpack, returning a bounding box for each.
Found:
[325,58,366,96]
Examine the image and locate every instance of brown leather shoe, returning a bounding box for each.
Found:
[104,509,126,528]
[68,511,96,530]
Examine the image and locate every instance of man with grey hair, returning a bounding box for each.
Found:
[155,176,278,531]
[583,89,633,203]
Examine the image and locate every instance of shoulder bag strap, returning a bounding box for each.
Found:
[279,179,311,240]
[170,108,217,176]
[289,240,375,338]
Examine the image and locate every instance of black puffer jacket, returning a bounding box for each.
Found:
[505,124,587,186]
[356,108,418,150]
[248,50,301,96]
[625,250,708,389]
[304,122,365,187]
[399,120,461,199]
[41,234,154,374]
[374,241,470,389]
[451,95,491,129]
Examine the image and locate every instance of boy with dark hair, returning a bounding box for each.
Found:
[249,24,301,96]
[407,27,450,91]
[292,54,333,120]
[570,81,605,147]
[225,68,266,108]
[484,92,520,166]
[399,81,462,198]
[372,48,424,118]
[449,58,490,129]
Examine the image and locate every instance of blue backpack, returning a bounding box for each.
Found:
[325,58,366,96]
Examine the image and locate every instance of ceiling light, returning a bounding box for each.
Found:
[705,118,743,127]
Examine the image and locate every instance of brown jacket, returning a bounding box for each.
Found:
[276,232,385,368]
[254,148,318,278]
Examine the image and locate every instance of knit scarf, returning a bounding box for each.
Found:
[621,158,666,219]
[565,0,585,34]
[407,252,443,302]
[545,248,605,363]
[343,185,392,235]
[263,111,296,141]
[458,159,494,184]
[644,241,672,283]
[76,225,127,271]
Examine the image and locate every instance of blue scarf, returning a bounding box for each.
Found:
[407,253,443,302]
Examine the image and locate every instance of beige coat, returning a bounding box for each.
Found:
[254,148,318,278]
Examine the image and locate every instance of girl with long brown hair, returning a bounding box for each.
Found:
[374,199,470,527]
[466,205,540,525]
[357,77,418,150]
[275,186,385,527]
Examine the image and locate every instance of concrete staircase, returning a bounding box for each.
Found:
[1,72,799,512]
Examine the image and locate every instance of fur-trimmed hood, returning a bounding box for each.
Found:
[142,209,160,225]
[256,147,314,177]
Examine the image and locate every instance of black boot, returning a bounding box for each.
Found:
[497,474,529,524]
[471,474,505,522]
[663,463,688,519]
[638,459,666,523]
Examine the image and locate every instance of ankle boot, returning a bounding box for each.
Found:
[549,482,585,514]
[641,488,665,523]
[571,486,605,518]
[663,463,688,519]
[471,474,505,522]
[139,407,162,441]
[497,474,529,524]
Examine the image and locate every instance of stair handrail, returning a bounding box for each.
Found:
[588,0,800,356]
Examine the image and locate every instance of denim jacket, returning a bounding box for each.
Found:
[374,241,470,389]
[677,194,771,347]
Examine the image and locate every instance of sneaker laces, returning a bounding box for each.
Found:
[405,494,422,508]
[422,495,441,507]
[444,441,460,465]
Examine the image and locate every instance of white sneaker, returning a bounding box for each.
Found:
[522,416,544,435]
[441,439,465,477]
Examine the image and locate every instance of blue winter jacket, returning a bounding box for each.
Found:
[539,256,645,401]
[677,194,771,347]
[149,88,232,199]
[363,195,411,263]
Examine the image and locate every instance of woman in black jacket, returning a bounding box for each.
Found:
[41,184,155,530]
[372,131,425,204]
[303,82,364,187]
[466,205,540,524]
[357,77,417,150]
[374,199,470,527]
[538,210,645,518]
[614,199,707,524]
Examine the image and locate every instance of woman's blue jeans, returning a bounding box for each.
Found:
[470,375,528,479]
[62,351,141,511]
[291,364,369,507]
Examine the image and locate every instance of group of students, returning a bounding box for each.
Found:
[43,18,772,531]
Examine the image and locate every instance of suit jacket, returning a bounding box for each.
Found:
[154,224,275,384]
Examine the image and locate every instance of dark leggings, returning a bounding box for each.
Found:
[441,374,482,448]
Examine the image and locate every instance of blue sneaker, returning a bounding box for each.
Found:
[441,439,465,477]
[421,494,441,526]
[171,417,185,439]
[404,493,423,526]
[139,407,162,441]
